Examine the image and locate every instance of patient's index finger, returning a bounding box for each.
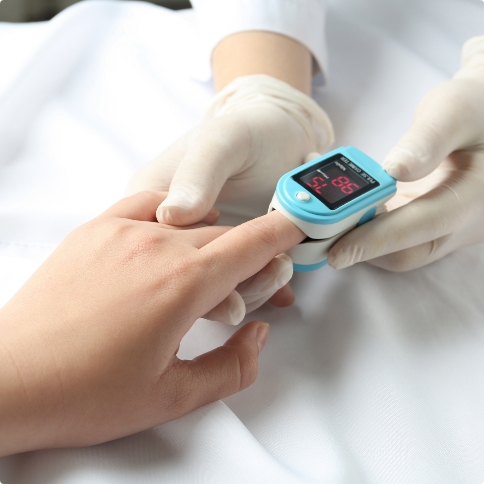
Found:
[201,211,305,285]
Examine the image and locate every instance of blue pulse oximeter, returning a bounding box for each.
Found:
[268,146,397,272]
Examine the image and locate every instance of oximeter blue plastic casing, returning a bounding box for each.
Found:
[269,146,396,272]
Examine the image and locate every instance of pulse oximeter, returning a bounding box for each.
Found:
[268,146,397,272]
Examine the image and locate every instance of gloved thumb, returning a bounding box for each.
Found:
[383,80,484,182]
[382,84,460,181]
[156,117,250,226]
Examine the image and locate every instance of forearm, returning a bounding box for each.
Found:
[0,333,34,456]
[212,31,312,94]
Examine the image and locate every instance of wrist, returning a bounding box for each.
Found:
[204,74,334,155]
[0,307,59,455]
[212,31,312,94]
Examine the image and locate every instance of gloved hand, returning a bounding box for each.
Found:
[127,74,333,318]
[328,36,484,272]
[127,74,333,227]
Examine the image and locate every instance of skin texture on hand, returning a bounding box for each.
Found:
[0,191,305,456]
[328,71,484,271]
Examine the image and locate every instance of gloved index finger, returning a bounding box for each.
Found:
[200,210,305,287]
[327,179,468,270]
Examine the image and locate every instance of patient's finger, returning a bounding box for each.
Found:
[100,191,167,221]
[201,208,220,226]
[201,211,305,288]
[174,225,232,249]
[269,283,295,308]
[159,321,268,419]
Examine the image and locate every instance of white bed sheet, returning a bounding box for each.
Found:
[0,1,484,482]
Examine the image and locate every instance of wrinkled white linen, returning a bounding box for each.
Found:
[1,0,484,483]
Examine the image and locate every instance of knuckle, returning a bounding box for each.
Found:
[175,259,205,289]
[157,363,194,415]
[72,217,118,246]
[94,221,162,266]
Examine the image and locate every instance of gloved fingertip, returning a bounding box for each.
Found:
[383,143,437,181]
[156,205,182,224]
[305,152,322,163]
[256,322,270,352]
[227,298,246,326]
[381,162,400,179]
[156,191,203,225]
[327,248,354,270]
[274,254,294,288]
[382,150,409,179]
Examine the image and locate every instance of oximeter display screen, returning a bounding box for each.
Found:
[294,154,379,209]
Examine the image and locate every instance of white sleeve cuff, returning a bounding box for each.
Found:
[191,0,328,84]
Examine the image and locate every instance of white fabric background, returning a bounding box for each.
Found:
[0,0,484,482]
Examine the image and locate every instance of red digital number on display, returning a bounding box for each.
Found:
[307,176,327,195]
[331,176,360,195]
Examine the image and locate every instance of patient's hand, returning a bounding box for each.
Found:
[328,36,484,272]
[0,192,304,456]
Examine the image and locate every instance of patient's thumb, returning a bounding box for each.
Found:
[174,321,268,410]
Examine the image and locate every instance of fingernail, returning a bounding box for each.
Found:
[256,322,270,352]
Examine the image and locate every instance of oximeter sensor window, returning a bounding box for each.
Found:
[294,153,380,210]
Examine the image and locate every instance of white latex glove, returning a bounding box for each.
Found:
[128,74,334,322]
[203,252,294,325]
[128,74,333,227]
[329,36,484,272]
